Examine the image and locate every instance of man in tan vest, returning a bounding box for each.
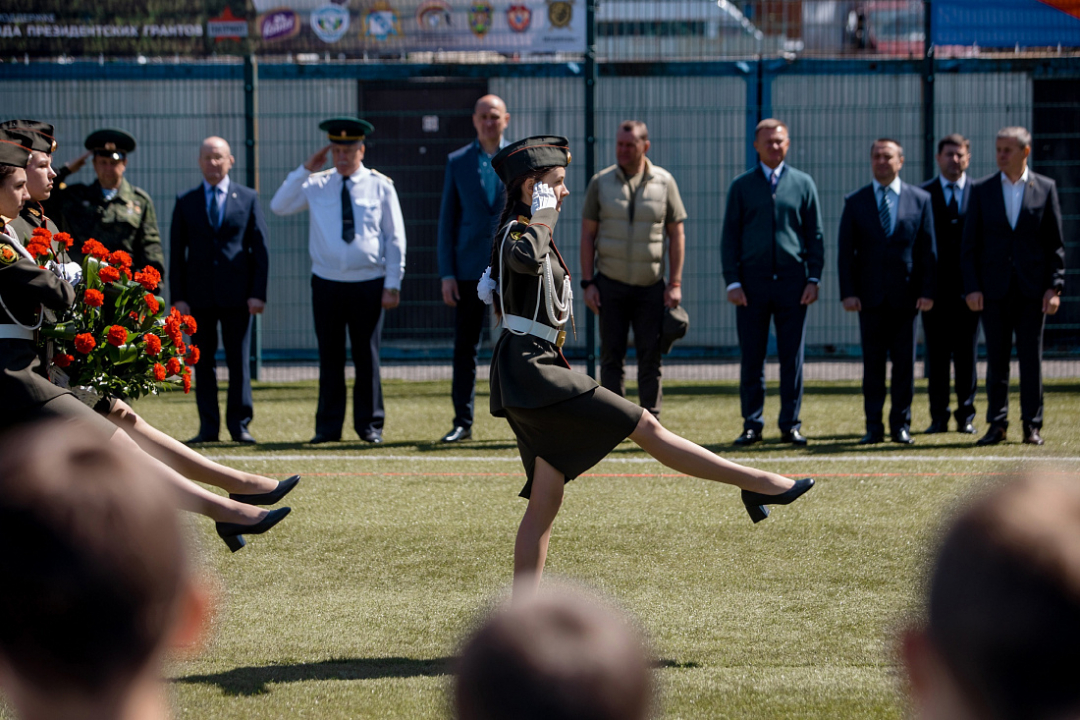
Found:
[579,120,687,418]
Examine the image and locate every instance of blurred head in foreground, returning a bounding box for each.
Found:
[455,588,653,720]
[903,473,1080,720]
[0,420,211,720]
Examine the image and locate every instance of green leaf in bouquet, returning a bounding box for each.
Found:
[39,323,78,340]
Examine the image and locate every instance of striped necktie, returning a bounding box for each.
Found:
[878,187,891,236]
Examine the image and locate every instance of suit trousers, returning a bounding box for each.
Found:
[858,306,918,435]
[596,275,665,417]
[450,284,487,429]
[982,291,1046,430]
[921,297,980,427]
[735,279,807,433]
[190,306,253,439]
[311,275,385,437]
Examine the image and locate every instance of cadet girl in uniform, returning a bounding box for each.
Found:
[482,137,814,596]
[0,128,293,552]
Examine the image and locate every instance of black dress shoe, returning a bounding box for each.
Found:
[741,478,815,524]
[309,433,341,444]
[780,429,808,446]
[733,429,762,446]
[958,422,978,434]
[441,426,472,443]
[976,426,1007,446]
[216,507,291,553]
[891,428,915,445]
[1023,426,1044,445]
[185,432,219,444]
[231,429,257,444]
[859,432,884,445]
[230,475,300,506]
[923,420,950,434]
[360,431,384,444]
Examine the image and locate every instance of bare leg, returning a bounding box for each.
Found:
[109,427,267,525]
[629,412,795,494]
[108,400,277,495]
[513,457,565,600]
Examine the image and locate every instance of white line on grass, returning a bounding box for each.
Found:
[202,453,1080,464]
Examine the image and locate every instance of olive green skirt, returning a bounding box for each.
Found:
[504,386,645,499]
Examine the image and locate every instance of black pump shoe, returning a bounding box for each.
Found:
[741,478,815,524]
[216,507,291,552]
[229,475,300,506]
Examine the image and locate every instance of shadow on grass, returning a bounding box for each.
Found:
[175,657,454,696]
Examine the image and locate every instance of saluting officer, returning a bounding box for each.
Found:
[0,120,61,244]
[270,117,406,445]
[46,128,165,273]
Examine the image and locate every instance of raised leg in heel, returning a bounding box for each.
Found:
[746,504,770,523]
[222,533,246,552]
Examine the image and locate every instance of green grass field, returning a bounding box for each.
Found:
[11,377,1080,719]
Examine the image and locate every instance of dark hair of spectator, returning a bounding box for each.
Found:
[872,138,904,154]
[618,120,648,142]
[755,118,789,139]
[937,133,970,154]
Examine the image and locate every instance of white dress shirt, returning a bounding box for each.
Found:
[270,163,406,288]
[939,172,966,208]
[760,160,785,186]
[203,175,230,228]
[871,175,903,237]
[1001,166,1030,230]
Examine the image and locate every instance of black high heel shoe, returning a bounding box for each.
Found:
[229,475,300,506]
[741,478,815,524]
[216,507,291,552]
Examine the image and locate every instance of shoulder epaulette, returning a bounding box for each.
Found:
[370,168,394,184]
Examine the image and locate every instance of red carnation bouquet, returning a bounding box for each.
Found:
[27,228,197,403]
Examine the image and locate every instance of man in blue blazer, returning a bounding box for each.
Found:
[920,134,979,435]
[839,138,936,445]
[436,95,509,443]
[170,137,269,444]
[961,126,1065,446]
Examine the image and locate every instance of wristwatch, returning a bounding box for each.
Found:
[579,277,595,290]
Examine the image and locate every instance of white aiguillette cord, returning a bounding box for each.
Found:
[497,221,573,337]
[0,228,44,331]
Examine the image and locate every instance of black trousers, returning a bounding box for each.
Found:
[982,291,1045,430]
[858,305,918,435]
[190,305,253,439]
[735,278,807,433]
[921,296,980,427]
[596,275,665,417]
[311,275,385,437]
[450,284,487,429]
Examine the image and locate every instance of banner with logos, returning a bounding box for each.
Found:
[0,0,585,57]
[932,0,1080,47]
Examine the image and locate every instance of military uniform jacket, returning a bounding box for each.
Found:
[0,228,76,415]
[489,203,597,416]
[48,168,165,273]
[8,203,60,246]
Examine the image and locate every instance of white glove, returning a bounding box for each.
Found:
[61,262,83,286]
[531,181,557,215]
[477,266,497,306]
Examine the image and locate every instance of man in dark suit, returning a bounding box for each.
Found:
[170,136,269,444]
[721,118,824,446]
[920,134,979,435]
[961,126,1065,446]
[436,94,509,443]
[839,138,936,445]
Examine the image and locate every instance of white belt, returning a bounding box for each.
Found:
[504,314,564,346]
[0,325,34,341]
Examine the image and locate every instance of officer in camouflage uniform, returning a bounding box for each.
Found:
[46,128,164,273]
[0,120,61,246]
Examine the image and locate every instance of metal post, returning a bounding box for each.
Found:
[243,54,262,381]
[584,0,597,378]
[922,1,935,180]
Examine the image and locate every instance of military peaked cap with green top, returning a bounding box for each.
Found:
[84,128,137,160]
[492,135,571,185]
[319,117,374,144]
[0,120,56,154]
[0,129,31,167]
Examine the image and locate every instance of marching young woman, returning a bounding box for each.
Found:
[481,137,814,597]
[0,128,294,552]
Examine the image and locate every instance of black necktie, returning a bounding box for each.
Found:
[341,178,354,243]
[209,187,220,230]
[946,183,959,219]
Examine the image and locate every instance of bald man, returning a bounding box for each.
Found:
[436,95,511,442]
[170,136,269,445]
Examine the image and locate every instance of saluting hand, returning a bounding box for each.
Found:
[304,145,332,172]
[66,150,92,174]
[531,182,557,214]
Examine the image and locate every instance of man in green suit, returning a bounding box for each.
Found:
[721,119,824,446]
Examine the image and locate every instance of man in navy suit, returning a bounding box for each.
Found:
[170,136,269,444]
[962,126,1065,446]
[920,134,979,436]
[839,138,936,445]
[436,95,510,443]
